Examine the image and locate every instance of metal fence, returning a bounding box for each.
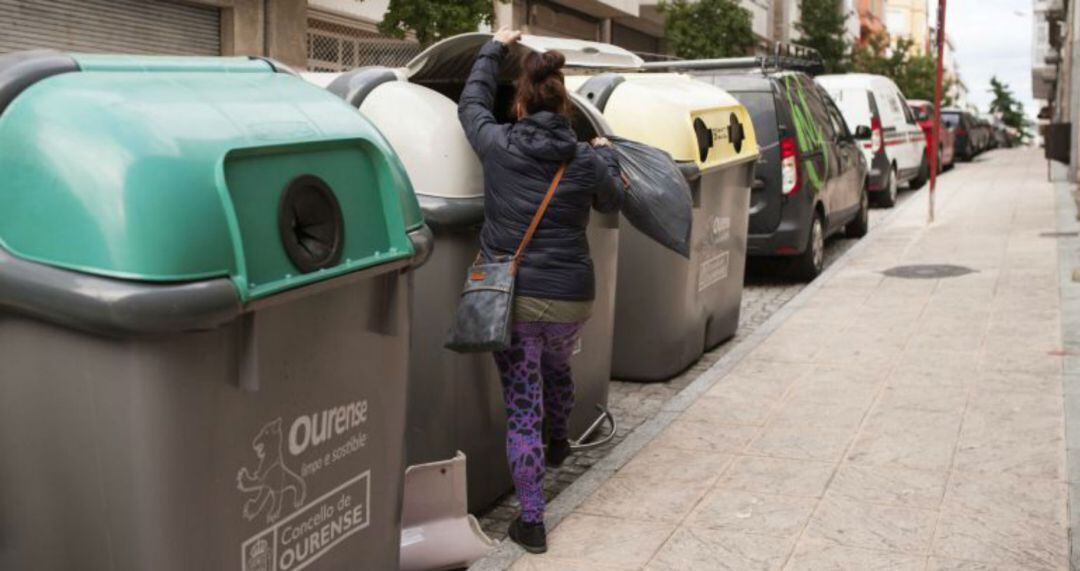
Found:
[306,18,422,72]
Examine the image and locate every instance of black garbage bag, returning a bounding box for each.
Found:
[609,136,693,258]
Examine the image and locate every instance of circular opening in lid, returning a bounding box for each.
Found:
[278,175,345,274]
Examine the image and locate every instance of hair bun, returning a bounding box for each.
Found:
[529,50,565,81]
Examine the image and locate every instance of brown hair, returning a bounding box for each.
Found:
[512,50,572,119]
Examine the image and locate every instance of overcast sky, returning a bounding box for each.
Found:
[934,0,1036,117]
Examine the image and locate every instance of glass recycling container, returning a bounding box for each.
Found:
[0,51,431,571]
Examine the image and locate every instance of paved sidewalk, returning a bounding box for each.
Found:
[479,148,1071,570]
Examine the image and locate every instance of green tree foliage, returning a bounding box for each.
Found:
[988,76,1032,141]
[377,0,507,46]
[659,0,756,59]
[851,33,955,105]
[796,0,850,73]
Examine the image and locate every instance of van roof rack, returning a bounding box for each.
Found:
[642,43,826,76]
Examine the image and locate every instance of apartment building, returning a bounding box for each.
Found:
[771,0,860,45]
[859,0,889,44]
[886,0,929,54]
[0,0,309,67]
[1033,0,1073,176]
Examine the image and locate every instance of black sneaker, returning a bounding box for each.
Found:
[508,517,547,554]
[546,438,571,468]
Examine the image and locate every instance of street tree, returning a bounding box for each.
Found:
[796,0,851,72]
[659,0,756,59]
[378,0,507,46]
[989,76,1032,141]
[851,33,954,105]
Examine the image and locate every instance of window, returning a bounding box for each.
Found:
[824,97,851,139]
[800,78,836,141]
[897,92,918,125]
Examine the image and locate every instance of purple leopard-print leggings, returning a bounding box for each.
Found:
[493,321,583,524]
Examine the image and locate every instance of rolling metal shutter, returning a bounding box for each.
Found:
[0,0,220,56]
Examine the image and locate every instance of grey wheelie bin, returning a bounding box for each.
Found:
[308,33,637,515]
[566,72,760,381]
[0,51,431,571]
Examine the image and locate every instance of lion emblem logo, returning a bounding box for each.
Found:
[237,418,308,523]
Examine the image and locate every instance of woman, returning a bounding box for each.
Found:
[458,28,623,552]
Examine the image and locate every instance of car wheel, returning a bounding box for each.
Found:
[875,167,898,208]
[909,158,929,190]
[789,213,825,281]
[845,188,869,239]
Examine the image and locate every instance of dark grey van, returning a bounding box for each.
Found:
[647,59,869,280]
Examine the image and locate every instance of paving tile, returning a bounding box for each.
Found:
[829,463,948,509]
[616,444,733,486]
[785,538,925,570]
[943,471,1067,526]
[978,346,1063,376]
[890,349,980,388]
[749,420,856,463]
[926,557,1027,570]
[932,509,1067,570]
[716,456,835,498]
[685,489,817,537]
[542,514,675,568]
[783,365,884,408]
[511,556,631,571]
[705,359,805,401]
[643,527,796,571]
[973,370,1063,394]
[812,340,903,370]
[864,402,964,431]
[875,385,969,414]
[804,496,937,553]
[578,472,711,524]
[649,418,760,454]
[681,394,779,427]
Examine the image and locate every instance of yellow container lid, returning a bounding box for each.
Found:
[566,73,759,172]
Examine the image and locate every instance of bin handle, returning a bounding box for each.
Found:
[569,405,617,451]
[0,248,241,337]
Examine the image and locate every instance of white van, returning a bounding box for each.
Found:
[817,74,927,207]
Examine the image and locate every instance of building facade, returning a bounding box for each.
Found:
[858,0,889,45]
[770,0,860,46]
[1033,0,1075,178]
[886,0,929,54]
[0,0,310,68]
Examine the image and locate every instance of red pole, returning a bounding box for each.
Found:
[930,0,947,223]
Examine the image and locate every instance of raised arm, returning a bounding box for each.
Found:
[458,29,521,157]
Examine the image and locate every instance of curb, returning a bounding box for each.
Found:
[469,186,928,570]
[1054,180,1080,570]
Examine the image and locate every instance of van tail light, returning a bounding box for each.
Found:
[955,127,967,136]
[780,136,800,196]
[871,117,884,154]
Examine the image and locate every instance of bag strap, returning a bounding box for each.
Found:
[511,163,566,273]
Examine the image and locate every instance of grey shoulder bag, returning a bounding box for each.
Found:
[445,164,567,353]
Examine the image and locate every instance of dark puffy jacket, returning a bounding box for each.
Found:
[458,41,622,301]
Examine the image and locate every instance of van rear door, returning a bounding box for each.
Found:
[727,89,783,234]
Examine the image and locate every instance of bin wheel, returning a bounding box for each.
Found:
[569,406,617,451]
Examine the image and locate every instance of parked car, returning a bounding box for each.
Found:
[941,108,978,160]
[817,74,928,207]
[908,99,955,172]
[650,59,869,280]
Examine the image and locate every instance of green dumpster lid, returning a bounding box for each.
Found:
[0,53,424,302]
